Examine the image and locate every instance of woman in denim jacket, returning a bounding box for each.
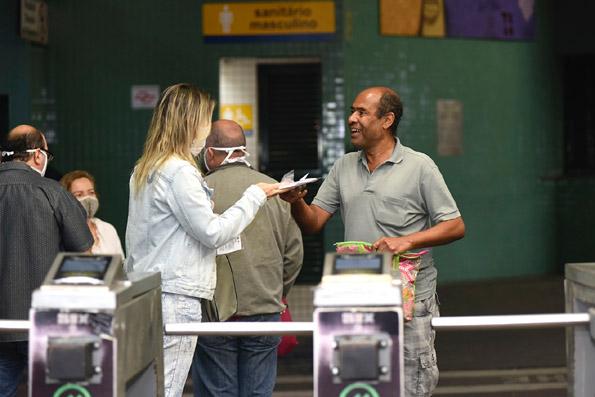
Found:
[124,84,280,397]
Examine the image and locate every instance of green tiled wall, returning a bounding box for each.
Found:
[0,0,34,126]
[341,0,563,281]
[45,0,345,264]
[2,0,593,283]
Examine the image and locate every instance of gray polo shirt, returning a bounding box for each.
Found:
[313,139,460,301]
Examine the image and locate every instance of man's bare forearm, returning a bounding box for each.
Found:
[291,199,335,235]
[406,217,465,249]
[373,217,465,253]
[290,199,321,234]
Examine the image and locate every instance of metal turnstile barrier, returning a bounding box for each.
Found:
[565,262,595,397]
[313,253,403,397]
[2,260,595,397]
[28,253,164,397]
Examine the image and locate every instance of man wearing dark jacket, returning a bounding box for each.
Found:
[0,125,93,396]
[191,120,303,397]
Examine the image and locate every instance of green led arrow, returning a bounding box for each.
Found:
[339,382,380,397]
[53,383,92,397]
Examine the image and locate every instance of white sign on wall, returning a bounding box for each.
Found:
[131,85,160,109]
[437,99,463,156]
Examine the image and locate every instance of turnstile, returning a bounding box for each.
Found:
[565,262,595,397]
[29,253,164,397]
[314,252,403,397]
[0,255,592,396]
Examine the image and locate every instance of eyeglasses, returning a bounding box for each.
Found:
[25,148,54,162]
[40,148,54,162]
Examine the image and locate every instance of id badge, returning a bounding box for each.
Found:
[217,236,242,255]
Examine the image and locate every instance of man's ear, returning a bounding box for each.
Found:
[205,147,218,169]
[33,149,44,165]
[382,112,395,130]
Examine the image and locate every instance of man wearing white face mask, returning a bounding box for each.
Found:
[0,125,93,396]
[198,135,251,173]
[60,170,125,258]
[192,120,303,397]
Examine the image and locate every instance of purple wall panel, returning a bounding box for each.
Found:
[444,0,535,40]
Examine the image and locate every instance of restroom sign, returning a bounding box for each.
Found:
[220,104,254,136]
[202,1,335,42]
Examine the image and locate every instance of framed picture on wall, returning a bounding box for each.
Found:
[20,0,48,45]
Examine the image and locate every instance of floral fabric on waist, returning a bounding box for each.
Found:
[334,241,429,321]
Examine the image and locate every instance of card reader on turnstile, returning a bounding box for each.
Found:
[314,252,403,397]
[29,253,164,397]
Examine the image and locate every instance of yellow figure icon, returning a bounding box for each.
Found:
[220,104,253,131]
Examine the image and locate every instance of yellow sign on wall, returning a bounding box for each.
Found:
[380,0,445,38]
[220,104,254,135]
[203,2,335,38]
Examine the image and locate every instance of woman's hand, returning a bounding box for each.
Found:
[256,182,283,198]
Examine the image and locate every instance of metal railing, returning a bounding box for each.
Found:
[431,312,591,331]
[2,313,591,335]
[165,321,315,336]
[0,320,30,332]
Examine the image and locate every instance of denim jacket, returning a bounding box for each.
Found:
[124,157,266,299]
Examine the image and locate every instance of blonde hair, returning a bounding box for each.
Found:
[132,83,215,194]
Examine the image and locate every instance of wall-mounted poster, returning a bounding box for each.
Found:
[380,0,422,36]
[380,0,445,37]
[444,0,534,40]
[437,99,463,156]
[20,0,48,44]
[380,0,534,40]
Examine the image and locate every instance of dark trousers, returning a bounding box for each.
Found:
[0,341,28,397]
[192,313,281,397]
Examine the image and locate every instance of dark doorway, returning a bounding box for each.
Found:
[0,95,8,148]
[257,63,321,177]
[563,54,595,175]
[257,62,324,283]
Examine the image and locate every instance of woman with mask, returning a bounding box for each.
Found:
[60,170,125,258]
[125,83,281,397]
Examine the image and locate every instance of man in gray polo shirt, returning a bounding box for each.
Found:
[280,86,465,396]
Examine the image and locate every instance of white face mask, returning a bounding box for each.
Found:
[26,149,48,177]
[190,138,206,157]
[78,196,99,218]
[203,149,211,173]
[210,146,251,167]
